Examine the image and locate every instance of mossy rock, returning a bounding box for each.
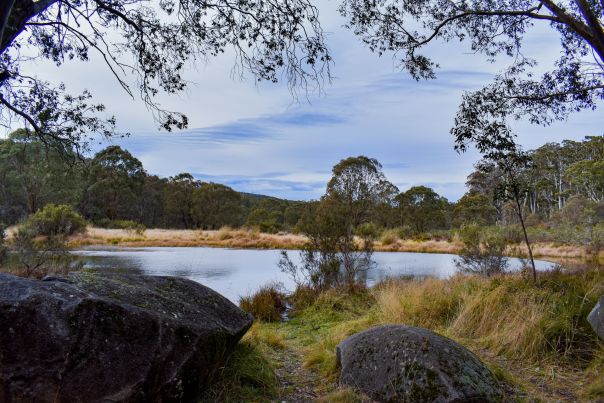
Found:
[0,272,253,402]
[336,325,502,402]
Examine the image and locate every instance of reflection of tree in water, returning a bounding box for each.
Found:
[79,256,146,276]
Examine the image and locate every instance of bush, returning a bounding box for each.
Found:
[96,219,146,234]
[379,229,399,245]
[288,285,320,314]
[455,224,508,276]
[587,223,604,256]
[396,225,415,239]
[25,204,87,237]
[10,226,75,278]
[239,284,286,322]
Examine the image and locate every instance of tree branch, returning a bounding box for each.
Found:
[573,0,604,62]
[0,93,41,132]
[504,84,604,101]
[0,0,17,49]
[92,0,142,32]
[539,0,601,58]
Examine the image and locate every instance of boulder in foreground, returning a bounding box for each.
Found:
[336,325,502,402]
[0,271,253,402]
[588,295,604,340]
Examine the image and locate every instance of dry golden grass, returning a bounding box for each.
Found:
[296,269,604,401]
[377,238,463,254]
[65,226,603,261]
[68,226,307,249]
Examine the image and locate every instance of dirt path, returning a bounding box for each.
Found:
[270,345,321,402]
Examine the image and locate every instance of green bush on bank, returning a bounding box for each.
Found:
[24,204,87,237]
[96,218,146,234]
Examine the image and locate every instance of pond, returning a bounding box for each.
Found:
[72,247,556,303]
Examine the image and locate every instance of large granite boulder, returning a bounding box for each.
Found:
[0,271,253,403]
[336,325,502,402]
[588,296,604,340]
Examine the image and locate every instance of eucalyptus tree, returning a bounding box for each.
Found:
[193,182,243,229]
[340,0,604,156]
[0,129,83,224]
[164,173,201,229]
[396,186,450,233]
[453,192,498,227]
[326,155,398,229]
[81,145,145,221]
[488,148,538,281]
[0,0,331,149]
[280,156,396,289]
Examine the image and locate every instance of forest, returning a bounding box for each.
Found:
[1,128,603,247]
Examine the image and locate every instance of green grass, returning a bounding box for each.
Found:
[200,336,279,402]
[207,268,604,401]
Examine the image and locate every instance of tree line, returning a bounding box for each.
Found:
[0,129,304,231]
[462,136,604,227]
[1,129,602,236]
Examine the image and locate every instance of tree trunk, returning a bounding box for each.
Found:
[513,187,537,282]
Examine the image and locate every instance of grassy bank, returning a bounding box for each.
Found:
[61,226,602,260]
[208,268,604,401]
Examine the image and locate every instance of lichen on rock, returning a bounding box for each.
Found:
[0,271,253,402]
[336,325,502,402]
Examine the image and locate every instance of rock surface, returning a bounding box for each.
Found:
[588,296,604,340]
[0,271,253,403]
[336,325,502,402]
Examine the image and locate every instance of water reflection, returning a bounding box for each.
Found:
[72,247,556,303]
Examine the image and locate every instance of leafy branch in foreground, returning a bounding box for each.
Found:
[0,0,331,150]
[340,0,603,159]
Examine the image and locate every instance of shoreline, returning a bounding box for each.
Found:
[66,227,601,262]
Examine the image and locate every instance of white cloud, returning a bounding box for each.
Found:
[13,0,604,200]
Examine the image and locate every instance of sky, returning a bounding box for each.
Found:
[13,1,604,201]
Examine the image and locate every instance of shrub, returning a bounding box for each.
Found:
[500,224,524,244]
[586,223,604,257]
[379,229,399,245]
[10,226,75,278]
[96,219,145,235]
[288,285,320,313]
[396,225,414,239]
[239,284,286,322]
[455,224,508,276]
[215,226,235,240]
[25,204,87,237]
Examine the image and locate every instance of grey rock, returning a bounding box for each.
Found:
[588,296,604,340]
[0,271,253,402]
[336,325,502,402]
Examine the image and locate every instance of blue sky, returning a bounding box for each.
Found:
[18,1,604,201]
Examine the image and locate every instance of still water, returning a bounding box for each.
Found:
[72,247,555,302]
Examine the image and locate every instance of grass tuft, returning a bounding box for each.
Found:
[239,283,286,322]
[315,388,366,402]
[292,268,603,399]
[200,339,278,402]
